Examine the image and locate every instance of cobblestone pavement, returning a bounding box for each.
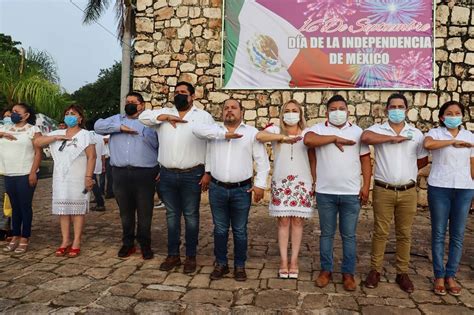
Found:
[0,178,472,314]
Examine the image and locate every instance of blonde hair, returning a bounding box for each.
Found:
[279,99,306,135]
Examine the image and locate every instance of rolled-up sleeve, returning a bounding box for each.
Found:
[139,109,165,127]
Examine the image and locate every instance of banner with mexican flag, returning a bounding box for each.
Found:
[223,0,434,90]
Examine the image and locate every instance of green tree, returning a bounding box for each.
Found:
[0,44,68,120]
[71,61,121,124]
[83,0,135,115]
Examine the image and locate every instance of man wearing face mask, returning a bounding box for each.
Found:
[139,81,215,274]
[94,92,159,260]
[304,95,372,291]
[361,93,428,293]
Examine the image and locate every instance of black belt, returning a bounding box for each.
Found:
[113,165,157,170]
[163,164,204,173]
[375,180,416,191]
[211,177,252,189]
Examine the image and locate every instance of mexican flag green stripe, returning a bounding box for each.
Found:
[223,0,245,86]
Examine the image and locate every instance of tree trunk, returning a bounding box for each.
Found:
[120,20,132,115]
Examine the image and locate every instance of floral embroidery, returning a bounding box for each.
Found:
[271,175,314,208]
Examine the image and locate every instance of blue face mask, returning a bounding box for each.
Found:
[443,116,462,129]
[2,117,12,125]
[10,112,22,124]
[64,115,78,128]
[388,109,406,124]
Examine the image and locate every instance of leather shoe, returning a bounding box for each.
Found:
[141,246,154,260]
[210,264,230,280]
[183,256,197,274]
[364,270,381,289]
[234,266,247,281]
[315,271,332,288]
[159,256,181,271]
[117,245,136,258]
[342,273,357,291]
[396,273,414,293]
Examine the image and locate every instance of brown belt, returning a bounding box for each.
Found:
[162,164,204,173]
[374,180,416,191]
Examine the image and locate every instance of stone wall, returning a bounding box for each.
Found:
[133,0,474,207]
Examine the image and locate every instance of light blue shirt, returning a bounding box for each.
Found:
[94,114,158,168]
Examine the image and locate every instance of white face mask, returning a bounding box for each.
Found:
[328,110,347,126]
[283,112,300,126]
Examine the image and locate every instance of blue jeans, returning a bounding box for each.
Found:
[428,185,474,278]
[209,182,252,267]
[316,193,360,274]
[4,175,36,238]
[159,166,204,256]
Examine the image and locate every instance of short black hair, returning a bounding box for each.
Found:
[126,92,144,104]
[439,100,465,127]
[13,103,36,125]
[176,81,195,95]
[327,95,347,107]
[386,93,408,108]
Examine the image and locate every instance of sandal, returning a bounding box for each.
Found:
[433,278,446,296]
[288,269,299,279]
[3,239,18,252]
[278,269,289,279]
[13,243,28,254]
[67,248,81,258]
[445,277,462,296]
[55,245,71,257]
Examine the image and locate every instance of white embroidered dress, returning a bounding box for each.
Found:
[266,125,315,218]
[49,129,92,215]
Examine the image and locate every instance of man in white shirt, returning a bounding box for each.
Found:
[193,99,270,281]
[139,81,215,274]
[361,93,428,293]
[304,95,371,291]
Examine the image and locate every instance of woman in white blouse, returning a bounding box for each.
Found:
[35,105,96,258]
[424,101,474,296]
[256,100,316,279]
[0,103,42,254]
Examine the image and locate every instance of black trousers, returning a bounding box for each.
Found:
[112,166,159,248]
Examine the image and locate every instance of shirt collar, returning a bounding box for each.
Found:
[219,121,246,131]
[381,121,414,134]
[325,120,352,129]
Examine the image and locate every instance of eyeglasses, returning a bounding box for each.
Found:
[58,140,67,151]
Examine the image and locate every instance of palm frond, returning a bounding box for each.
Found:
[25,48,60,84]
[83,0,111,24]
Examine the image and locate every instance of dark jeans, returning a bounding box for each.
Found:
[209,181,252,267]
[155,165,162,200]
[4,175,36,238]
[316,193,361,274]
[159,165,204,256]
[428,185,474,278]
[112,166,158,248]
[104,158,114,197]
[92,174,105,207]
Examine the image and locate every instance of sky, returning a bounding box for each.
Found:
[0,0,122,93]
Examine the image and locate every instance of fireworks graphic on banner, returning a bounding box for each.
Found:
[350,48,393,88]
[391,50,432,88]
[297,0,356,22]
[360,0,423,24]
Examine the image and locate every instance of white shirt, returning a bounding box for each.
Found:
[309,121,370,195]
[0,124,40,176]
[193,122,270,189]
[426,127,474,189]
[90,132,105,174]
[367,122,428,185]
[139,106,215,169]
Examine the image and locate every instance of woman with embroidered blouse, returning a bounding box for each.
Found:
[35,105,96,258]
[0,103,42,254]
[256,100,316,279]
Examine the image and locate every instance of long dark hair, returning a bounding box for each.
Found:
[13,103,36,125]
[439,101,465,127]
[63,104,86,128]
